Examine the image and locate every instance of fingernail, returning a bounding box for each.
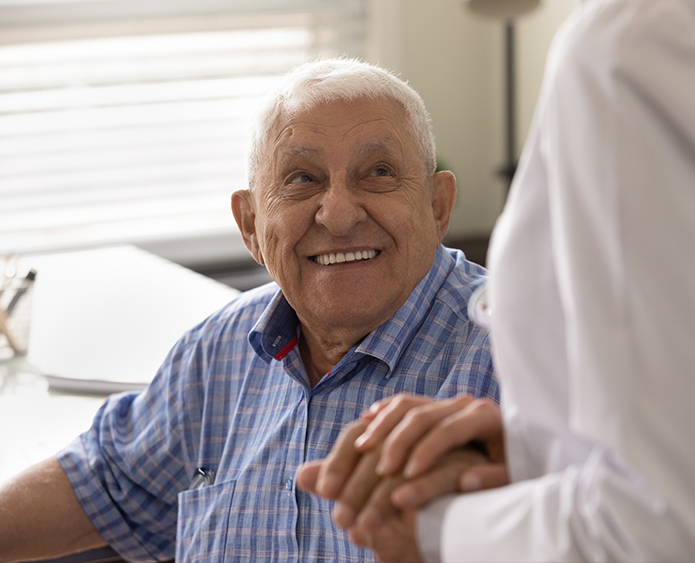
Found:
[461,473,483,492]
[354,433,370,449]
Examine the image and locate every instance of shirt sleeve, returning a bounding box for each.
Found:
[420,1,695,560]
[58,321,209,562]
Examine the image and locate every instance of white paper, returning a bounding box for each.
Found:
[24,245,240,392]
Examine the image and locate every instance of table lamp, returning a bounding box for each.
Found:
[464,0,541,194]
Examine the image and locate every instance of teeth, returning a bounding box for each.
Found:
[314,249,377,265]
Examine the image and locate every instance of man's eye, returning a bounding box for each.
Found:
[288,173,314,184]
[368,165,393,177]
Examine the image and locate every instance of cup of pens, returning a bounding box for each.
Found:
[0,269,36,359]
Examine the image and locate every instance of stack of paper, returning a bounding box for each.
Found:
[24,245,240,394]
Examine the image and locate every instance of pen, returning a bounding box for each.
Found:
[190,467,215,489]
[6,269,37,316]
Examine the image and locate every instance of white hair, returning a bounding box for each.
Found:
[246,57,437,188]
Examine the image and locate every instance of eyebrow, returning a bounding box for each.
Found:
[289,146,321,158]
[276,146,322,167]
[355,140,397,159]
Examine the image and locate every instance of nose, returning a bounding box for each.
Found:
[315,176,367,236]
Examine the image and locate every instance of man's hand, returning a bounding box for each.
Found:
[359,394,509,505]
[297,393,510,562]
[298,437,424,563]
[348,503,422,563]
[296,395,480,503]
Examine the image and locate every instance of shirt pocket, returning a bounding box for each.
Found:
[176,479,235,563]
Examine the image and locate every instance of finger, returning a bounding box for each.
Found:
[295,460,322,494]
[350,472,405,537]
[377,395,475,476]
[355,394,431,452]
[315,419,369,499]
[360,392,417,420]
[347,524,372,550]
[359,394,400,421]
[459,463,509,492]
[351,509,422,563]
[390,449,488,509]
[333,447,382,529]
[403,399,503,479]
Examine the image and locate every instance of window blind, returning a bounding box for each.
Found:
[0,0,367,263]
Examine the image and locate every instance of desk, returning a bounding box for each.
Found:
[0,358,124,563]
[0,356,107,485]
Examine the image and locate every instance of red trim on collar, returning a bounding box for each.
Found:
[274,334,298,360]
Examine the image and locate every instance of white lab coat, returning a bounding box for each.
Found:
[419,0,695,560]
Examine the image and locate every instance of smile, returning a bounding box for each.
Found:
[312,249,379,266]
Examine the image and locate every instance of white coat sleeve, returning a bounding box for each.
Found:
[419,1,695,561]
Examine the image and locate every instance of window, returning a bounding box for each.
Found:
[0,0,368,266]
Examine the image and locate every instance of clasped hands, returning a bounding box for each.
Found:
[297,394,509,563]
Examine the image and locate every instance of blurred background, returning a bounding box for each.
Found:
[0,0,575,289]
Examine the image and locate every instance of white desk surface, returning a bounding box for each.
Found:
[0,358,107,484]
[0,245,240,485]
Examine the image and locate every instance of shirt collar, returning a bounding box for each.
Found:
[249,289,299,364]
[248,245,455,371]
[354,245,454,375]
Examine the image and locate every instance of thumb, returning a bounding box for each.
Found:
[296,460,323,494]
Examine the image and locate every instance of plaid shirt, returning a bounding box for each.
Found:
[59,245,498,562]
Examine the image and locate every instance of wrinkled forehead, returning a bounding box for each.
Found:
[266,97,421,169]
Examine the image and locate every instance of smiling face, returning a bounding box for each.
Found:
[233,97,455,343]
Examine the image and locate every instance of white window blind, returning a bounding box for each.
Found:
[0,0,367,263]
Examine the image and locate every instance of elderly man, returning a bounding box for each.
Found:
[0,58,498,562]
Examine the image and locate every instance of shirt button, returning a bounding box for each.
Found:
[285,478,293,491]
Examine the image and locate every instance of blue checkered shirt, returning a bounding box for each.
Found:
[58,245,498,562]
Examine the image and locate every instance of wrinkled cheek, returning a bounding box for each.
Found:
[257,228,288,281]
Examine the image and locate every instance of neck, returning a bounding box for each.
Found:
[298,323,365,387]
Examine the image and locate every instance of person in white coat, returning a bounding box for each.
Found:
[297,0,695,560]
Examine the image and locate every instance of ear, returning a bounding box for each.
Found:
[431,170,457,243]
[231,189,265,266]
